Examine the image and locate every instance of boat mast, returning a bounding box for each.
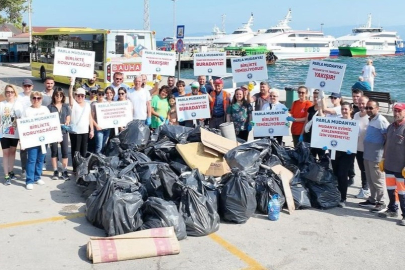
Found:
[366,14,372,28]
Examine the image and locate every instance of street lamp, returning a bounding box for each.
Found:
[321,23,324,33]
[172,0,176,38]
[28,0,32,62]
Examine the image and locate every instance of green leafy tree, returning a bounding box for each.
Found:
[0,0,29,26]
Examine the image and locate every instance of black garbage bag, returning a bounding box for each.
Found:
[202,176,221,212]
[219,170,257,223]
[306,181,341,209]
[74,151,88,181]
[104,137,122,157]
[102,190,144,236]
[301,163,336,185]
[157,124,193,144]
[141,197,187,240]
[255,171,286,214]
[119,120,150,150]
[291,185,311,209]
[271,139,292,165]
[170,160,191,175]
[224,139,271,178]
[144,139,178,163]
[284,164,302,186]
[178,184,220,236]
[262,154,282,167]
[288,142,315,167]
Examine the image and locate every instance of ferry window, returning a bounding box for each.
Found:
[115,35,124,54]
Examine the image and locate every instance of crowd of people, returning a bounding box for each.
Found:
[0,71,404,226]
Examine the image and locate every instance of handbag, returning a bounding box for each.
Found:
[304,111,319,133]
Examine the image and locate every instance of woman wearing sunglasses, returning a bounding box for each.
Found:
[0,85,24,185]
[68,78,93,175]
[22,91,51,190]
[47,88,71,180]
[320,92,343,118]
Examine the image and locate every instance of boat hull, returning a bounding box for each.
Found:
[339,46,398,57]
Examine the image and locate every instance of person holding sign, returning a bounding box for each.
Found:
[226,88,253,141]
[209,78,230,129]
[288,86,313,147]
[47,88,71,180]
[262,89,288,145]
[91,88,112,154]
[68,80,94,174]
[0,85,23,185]
[329,102,356,208]
[182,82,205,127]
[320,92,342,118]
[151,86,170,129]
[22,91,51,190]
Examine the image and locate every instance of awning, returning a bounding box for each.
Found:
[8,36,29,43]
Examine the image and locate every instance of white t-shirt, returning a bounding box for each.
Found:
[18,92,32,109]
[262,102,287,111]
[326,105,342,118]
[362,65,375,80]
[71,100,91,134]
[0,100,24,139]
[354,112,369,152]
[23,106,50,117]
[127,87,151,120]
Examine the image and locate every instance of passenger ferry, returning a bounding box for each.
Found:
[337,14,404,57]
[241,9,338,60]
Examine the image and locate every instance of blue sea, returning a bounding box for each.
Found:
[174,55,405,102]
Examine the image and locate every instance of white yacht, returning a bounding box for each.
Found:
[212,13,260,48]
[242,9,338,60]
[337,14,404,57]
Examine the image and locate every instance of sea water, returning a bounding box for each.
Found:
[176,55,405,102]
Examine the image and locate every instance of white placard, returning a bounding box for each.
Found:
[141,50,176,76]
[17,112,63,149]
[311,116,359,153]
[231,54,268,83]
[94,101,133,129]
[53,47,95,79]
[176,95,210,121]
[193,52,226,76]
[305,60,347,93]
[252,111,290,137]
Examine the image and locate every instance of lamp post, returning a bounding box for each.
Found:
[321,23,324,33]
[28,0,32,62]
[172,0,176,38]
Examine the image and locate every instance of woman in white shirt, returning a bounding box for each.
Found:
[0,85,24,185]
[23,91,51,190]
[320,92,342,118]
[68,80,94,174]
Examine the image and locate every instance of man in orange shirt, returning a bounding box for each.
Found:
[287,86,313,147]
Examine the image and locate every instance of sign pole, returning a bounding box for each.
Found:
[177,51,181,81]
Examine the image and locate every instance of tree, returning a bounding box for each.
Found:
[0,0,29,26]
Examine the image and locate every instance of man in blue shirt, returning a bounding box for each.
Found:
[109,72,130,100]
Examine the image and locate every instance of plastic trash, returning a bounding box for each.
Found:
[141,197,187,240]
[255,171,286,214]
[219,170,257,224]
[301,163,337,185]
[156,124,193,144]
[287,142,315,167]
[306,181,341,209]
[262,154,282,168]
[270,139,292,165]
[291,185,311,209]
[104,137,122,156]
[118,120,150,150]
[268,194,280,221]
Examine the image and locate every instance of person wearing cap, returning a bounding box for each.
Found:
[288,86,313,147]
[359,100,389,213]
[262,89,288,145]
[362,59,376,91]
[378,103,405,225]
[81,71,101,100]
[127,75,152,125]
[197,75,213,95]
[240,84,251,102]
[319,92,342,118]
[68,79,94,175]
[209,78,230,129]
[182,82,204,127]
[251,81,271,111]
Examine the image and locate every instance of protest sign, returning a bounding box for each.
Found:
[305,60,346,93]
[193,52,226,76]
[17,112,62,149]
[53,47,95,79]
[141,50,176,76]
[94,101,133,129]
[176,95,210,121]
[310,116,359,159]
[108,62,142,82]
[252,111,289,137]
[231,55,268,83]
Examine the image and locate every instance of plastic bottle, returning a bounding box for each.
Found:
[268,194,280,221]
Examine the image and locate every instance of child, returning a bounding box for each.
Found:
[167,95,178,125]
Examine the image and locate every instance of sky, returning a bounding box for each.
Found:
[22,0,405,40]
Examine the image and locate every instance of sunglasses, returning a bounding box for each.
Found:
[98,93,105,96]
[91,91,98,94]
[55,94,64,97]
[5,91,15,94]
[76,94,85,98]
[269,95,278,97]
[114,78,123,81]
[118,92,125,95]
[330,97,339,99]
[298,91,306,94]
[23,85,32,88]
[32,96,42,100]
[365,107,375,110]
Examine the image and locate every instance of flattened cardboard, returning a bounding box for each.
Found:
[200,128,239,154]
[271,165,295,214]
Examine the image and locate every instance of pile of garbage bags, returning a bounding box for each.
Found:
[81,120,341,239]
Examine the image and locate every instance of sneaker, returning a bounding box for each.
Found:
[26,183,33,190]
[52,170,60,180]
[359,200,375,207]
[4,176,11,186]
[370,203,387,213]
[21,170,26,178]
[398,218,405,226]
[9,171,17,181]
[378,209,399,218]
[61,171,69,181]
[36,179,45,185]
[42,163,46,171]
[355,189,370,199]
[338,201,346,208]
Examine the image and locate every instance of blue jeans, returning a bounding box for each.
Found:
[26,146,45,184]
[95,129,110,154]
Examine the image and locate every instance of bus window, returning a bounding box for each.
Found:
[115,35,124,55]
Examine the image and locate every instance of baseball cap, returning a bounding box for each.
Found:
[329,92,342,98]
[22,79,33,85]
[393,103,405,111]
[191,82,200,88]
[241,84,248,90]
[214,78,223,85]
[75,88,86,95]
